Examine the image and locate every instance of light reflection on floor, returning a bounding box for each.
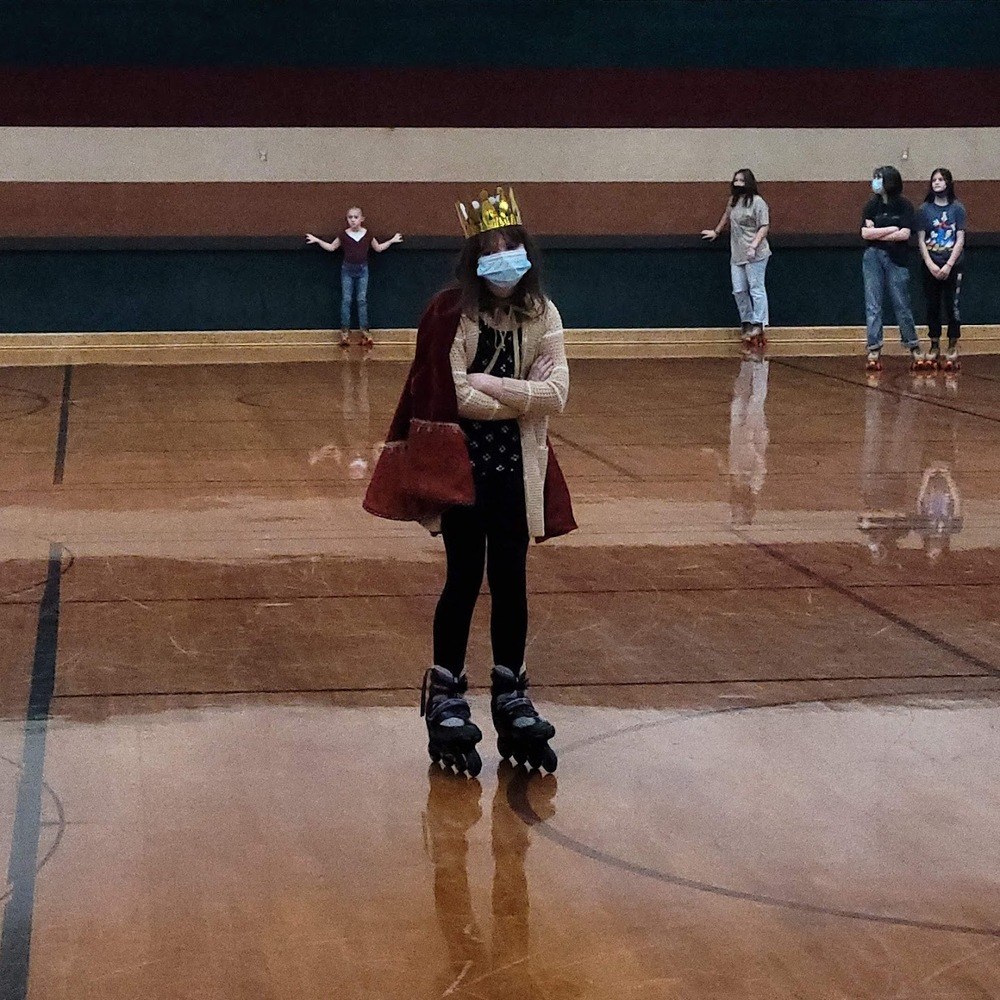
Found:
[2,353,1000,998]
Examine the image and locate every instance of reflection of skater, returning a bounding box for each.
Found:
[307,353,379,480]
[701,168,771,348]
[423,764,560,999]
[364,187,576,776]
[859,372,963,562]
[917,169,967,372]
[860,166,920,372]
[305,206,403,348]
[728,356,769,526]
[915,376,963,561]
[917,464,962,561]
[858,379,921,562]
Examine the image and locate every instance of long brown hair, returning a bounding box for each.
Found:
[453,225,545,321]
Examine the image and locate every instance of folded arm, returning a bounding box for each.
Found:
[471,306,570,417]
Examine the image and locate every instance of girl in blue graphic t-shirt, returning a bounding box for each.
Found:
[917,169,967,371]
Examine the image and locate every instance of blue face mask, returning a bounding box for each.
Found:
[477,246,532,290]
[871,176,884,194]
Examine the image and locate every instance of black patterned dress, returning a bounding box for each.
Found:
[459,317,524,496]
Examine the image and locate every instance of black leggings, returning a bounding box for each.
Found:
[923,265,963,342]
[433,479,529,675]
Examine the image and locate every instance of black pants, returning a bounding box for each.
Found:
[923,265,963,342]
[433,478,529,675]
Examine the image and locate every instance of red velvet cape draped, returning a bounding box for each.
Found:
[363,288,577,542]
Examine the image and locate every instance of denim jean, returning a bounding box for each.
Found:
[340,263,369,329]
[730,258,769,325]
[862,247,917,352]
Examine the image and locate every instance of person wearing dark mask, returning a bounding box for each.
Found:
[364,187,576,777]
[701,168,772,349]
[861,166,920,371]
[917,168,967,371]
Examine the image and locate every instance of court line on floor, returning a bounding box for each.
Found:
[0,543,65,998]
[509,685,1000,939]
[52,365,72,485]
[46,671,993,702]
[772,358,1000,424]
[41,578,1000,608]
[548,430,643,481]
[753,542,1000,679]
[0,756,67,909]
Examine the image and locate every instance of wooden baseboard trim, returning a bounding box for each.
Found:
[1,327,998,366]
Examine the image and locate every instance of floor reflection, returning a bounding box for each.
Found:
[728,353,769,526]
[308,351,382,481]
[859,370,963,563]
[425,763,568,999]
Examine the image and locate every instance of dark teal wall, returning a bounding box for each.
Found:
[2,247,997,332]
[3,0,999,68]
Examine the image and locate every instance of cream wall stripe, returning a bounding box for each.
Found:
[2,128,1000,183]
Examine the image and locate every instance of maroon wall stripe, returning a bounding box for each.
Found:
[2,181,999,239]
[2,68,1000,128]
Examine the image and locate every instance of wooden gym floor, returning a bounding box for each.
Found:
[1,352,999,998]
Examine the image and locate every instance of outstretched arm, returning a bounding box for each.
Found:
[373,233,404,252]
[701,204,731,240]
[305,234,341,252]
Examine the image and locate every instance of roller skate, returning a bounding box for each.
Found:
[360,329,374,349]
[865,348,883,373]
[420,665,483,777]
[941,344,960,372]
[490,665,557,773]
[915,342,940,372]
[749,323,767,351]
[908,345,925,372]
[339,327,351,348]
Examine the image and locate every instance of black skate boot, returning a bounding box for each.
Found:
[490,665,557,773]
[421,666,483,777]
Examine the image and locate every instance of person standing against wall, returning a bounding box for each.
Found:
[701,169,772,350]
[306,206,403,348]
[860,166,921,372]
[917,169,966,371]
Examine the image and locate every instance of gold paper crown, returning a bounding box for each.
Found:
[455,186,522,239]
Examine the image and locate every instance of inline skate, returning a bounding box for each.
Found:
[421,665,483,777]
[490,665,557,773]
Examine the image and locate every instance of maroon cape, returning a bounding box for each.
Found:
[362,288,577,542]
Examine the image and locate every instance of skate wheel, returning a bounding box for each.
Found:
[526,744,558,773]
[512,746,529,766]
[465,748,482,778]
[428,744,441,764]
[497,736,514,761]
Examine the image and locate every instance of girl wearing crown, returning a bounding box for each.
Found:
[364,188,576,776]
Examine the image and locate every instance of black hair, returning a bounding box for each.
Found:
[924,168,956,204]
[453,225,544,320]
[730,168,759,208]
[874,165,903,199]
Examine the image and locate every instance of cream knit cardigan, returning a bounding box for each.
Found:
[428,298,569,539]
